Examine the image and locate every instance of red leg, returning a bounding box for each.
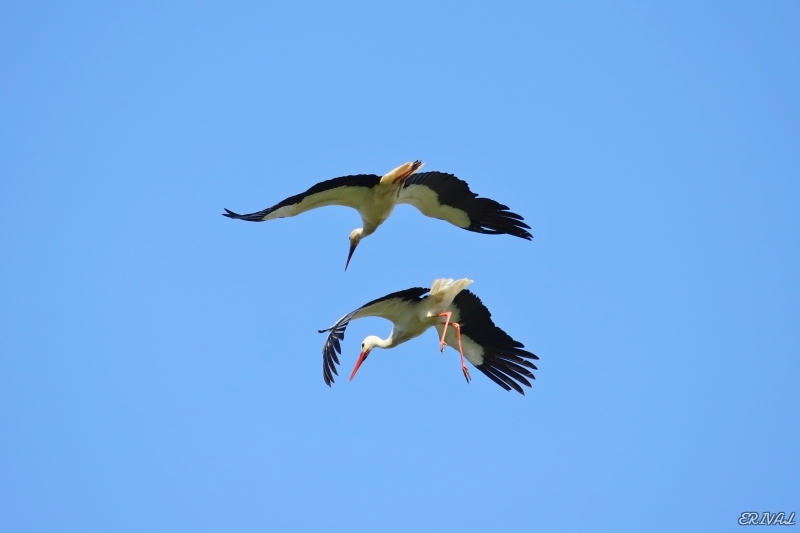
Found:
[436,312,451,352]
[452,322,471,384]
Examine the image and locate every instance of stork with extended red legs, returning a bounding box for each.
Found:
[318,278,539,394]
[223,161,532,270]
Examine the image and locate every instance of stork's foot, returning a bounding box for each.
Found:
[462,364,472,384]
[439,340,447,352]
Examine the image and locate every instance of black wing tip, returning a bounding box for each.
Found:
[222,208,266,222]
[456,355,539,394]
[321,312,357,387]
[323,357,337,386]
[467,226,533,240]
[497,226,533,240]
[466,209,533,240]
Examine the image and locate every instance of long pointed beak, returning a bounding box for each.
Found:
[345,241,358,271]
[349,351,369,381]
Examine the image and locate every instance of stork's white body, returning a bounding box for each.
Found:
[353,180,405,237]
[361,278,473,350]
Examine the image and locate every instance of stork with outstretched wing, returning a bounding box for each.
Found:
[319,278,539,394]
[224,161,532,270]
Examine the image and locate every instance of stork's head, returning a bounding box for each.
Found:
[345,228,364,271]
[350,335,382,381]
[379,160,424,185]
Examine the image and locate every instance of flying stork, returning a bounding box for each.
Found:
[318,278,539,394]
[223,161,532,270]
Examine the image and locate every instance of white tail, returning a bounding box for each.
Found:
[430,278,474,299]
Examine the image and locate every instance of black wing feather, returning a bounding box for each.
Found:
[318,287,430,386]
[403,171,532,239]
[451,289,539,394]
[223,174,380,221]
[320,311,354,386]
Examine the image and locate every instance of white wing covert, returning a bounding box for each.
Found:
[399,172,532,239]
[223,174,380,222]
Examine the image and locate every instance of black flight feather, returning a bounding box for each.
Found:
[402,172,532,239]
[451,289,538,394]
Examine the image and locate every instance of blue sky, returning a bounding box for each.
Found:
[1,1,798,531]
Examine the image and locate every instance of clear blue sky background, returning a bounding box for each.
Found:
[1,1,798,531]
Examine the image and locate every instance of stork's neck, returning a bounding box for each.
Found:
[380,327,419,349]
[374,335,395,349]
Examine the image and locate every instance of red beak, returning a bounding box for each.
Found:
[349,351,369,381]
[345,241,358,271]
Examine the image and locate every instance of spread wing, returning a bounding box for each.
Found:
[437,290,539,394]
[318,287,430,386]
[399,171,532,239]
[223,174,380,221]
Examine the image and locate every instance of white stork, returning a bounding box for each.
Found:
[223,161,532,270]
[318,278,539,394]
